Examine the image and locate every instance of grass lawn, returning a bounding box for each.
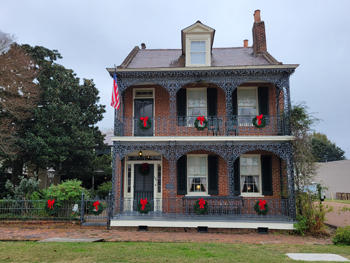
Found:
[0,242,349,263]
[325,198,350,205]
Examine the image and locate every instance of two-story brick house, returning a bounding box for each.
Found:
[107,10,298,231]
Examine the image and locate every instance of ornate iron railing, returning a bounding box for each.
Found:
[116,115,288,137]
[112,197,291,221]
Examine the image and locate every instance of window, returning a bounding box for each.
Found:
[238,87,258,125]
[240,155,261,195]
[190,41,206,64]
[187,89,206,126]
[187,155,207,194]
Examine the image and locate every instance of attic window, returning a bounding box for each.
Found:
[190,41,206,64]
[135,90,153,98]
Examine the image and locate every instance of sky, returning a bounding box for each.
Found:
[1,0,350,158]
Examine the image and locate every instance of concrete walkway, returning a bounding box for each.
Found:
[0,226,332,244]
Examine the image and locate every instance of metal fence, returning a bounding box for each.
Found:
[112,197,291,221]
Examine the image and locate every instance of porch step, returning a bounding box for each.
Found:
[110,219,295,230]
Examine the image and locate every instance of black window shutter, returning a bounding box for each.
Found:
[177,155,187,195]
[208,155,218,195]
[177,89,187,126]
[261,155,273,196]
[232,88,237,116]
[207,88,217,117]
[258,87,269,124]
[234,157,240,195]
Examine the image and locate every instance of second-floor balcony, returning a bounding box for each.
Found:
[115,115,290,137]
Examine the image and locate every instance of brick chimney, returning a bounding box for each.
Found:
[252,10,267,55]
[141,43,146,49]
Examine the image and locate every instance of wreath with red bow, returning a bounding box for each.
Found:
[88,200,104,215]
[137,198,151,214]
[138,163,150,176]
[44,199,60,216]
[138,116,152,130]
[252,114,267,128]
[194,198,208,214]
[254,199,269,215]
[194,116,208,131]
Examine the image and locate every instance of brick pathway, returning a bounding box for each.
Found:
[0,225,332,245]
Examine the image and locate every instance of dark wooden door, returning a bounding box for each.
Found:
[134,164,154,201]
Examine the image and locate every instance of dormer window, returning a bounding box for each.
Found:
[191,41,206,64]
[181,21,215,67]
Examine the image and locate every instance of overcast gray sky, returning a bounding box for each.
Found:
[1,0,350,158]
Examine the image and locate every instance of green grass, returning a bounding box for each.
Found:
[325,199,350,205]
[0,242,349,262]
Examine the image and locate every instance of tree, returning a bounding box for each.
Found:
[311,132,346,162]
[8,45,106,182]
[0,32,40,159]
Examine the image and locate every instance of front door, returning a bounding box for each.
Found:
[134,164,154,201]
[134,99,153,136]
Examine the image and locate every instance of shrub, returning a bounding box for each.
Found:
[333,225,350,245]
[94,181,111,199]
[43,179,87,202]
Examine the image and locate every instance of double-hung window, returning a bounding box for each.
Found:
[187,155,207,194]
[187,88,206,126]
[238,87,258,125]
[190,41,206,64]
[240,155,261,195]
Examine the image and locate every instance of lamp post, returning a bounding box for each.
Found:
[47,167,55,187]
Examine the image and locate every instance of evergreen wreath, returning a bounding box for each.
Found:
[254,199,269,215]
[138,117,152,130]
[194,116,208,131]
[194,198,208,215]
[252,115,267,128]
[138,163,150,176]
[44,199,60,216]
[137,198,151,214]
[88,200,104,215]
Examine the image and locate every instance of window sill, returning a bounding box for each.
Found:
[184,194,210,197]
[240,194,265,198]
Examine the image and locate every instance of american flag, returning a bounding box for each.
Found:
[111,72,120,110]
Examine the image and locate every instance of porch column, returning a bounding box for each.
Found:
[285,143,296,221]
[114,93,124,136]
[167,84,178,135]
[168,141,177,216]
[112,142,124,216]
[282,77,292,135]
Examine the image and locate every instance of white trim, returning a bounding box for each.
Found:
[110,219,295,230]
[109,64,299,73]
[112,136,295,142]
[185,36,211,67]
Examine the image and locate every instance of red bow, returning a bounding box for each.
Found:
[93,201,100,211]
[259,199,266,210]
[256,114,263,126]
[198,198,206,209]
[197,116,205,125]
[140,198,148,210]
[142,163,148,172]
[47,199,55,209]
[140,116,148,127]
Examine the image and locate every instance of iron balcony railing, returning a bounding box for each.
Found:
[115,115,290,137]
[112,197,291,221]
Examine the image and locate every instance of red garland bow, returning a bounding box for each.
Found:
[47,199,55,209]
[93,201,100,211]
[140,198,148,210]
[197,116,205,125]
[256,114,263,126]
[198,198,206,209]
[140,116,148,127]
[259,199,266,210]
[142,163,148,172]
